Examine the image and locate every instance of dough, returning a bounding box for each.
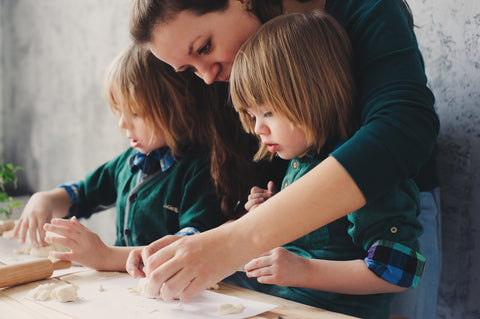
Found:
[217,303,245,315]
[50,284,79,302]
[130,278,220,300]
[28,282,78,303]
[28,283,57,301]
[129,278,162,299]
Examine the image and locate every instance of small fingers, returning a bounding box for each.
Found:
[126,248,145,278]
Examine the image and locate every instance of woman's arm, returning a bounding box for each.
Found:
[127,156,366,301]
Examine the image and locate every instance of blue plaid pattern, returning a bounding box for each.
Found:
[365,239,426,288]
[175,227,200,236]
[129,147,175,175]
[59,182,81,208]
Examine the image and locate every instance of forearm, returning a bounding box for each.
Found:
[40,188,72,218]
[300,259,407,295]
[224,156,366,263]
[96,246,139,272]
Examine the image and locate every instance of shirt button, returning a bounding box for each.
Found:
[390,226,398,234]
[283,182,289,188]
[292,161,298,169]
[124,228,131,236]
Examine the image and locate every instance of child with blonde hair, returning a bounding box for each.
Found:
[230,11,425,319]
[13,44,226,271]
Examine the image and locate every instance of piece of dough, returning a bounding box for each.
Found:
[28,282,78,303]
[50,284,79,302]
[217,303,245,315]
[28,283,57,301]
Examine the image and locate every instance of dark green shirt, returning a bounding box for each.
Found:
[258,150,423,319]
[67,147,227,246]
[325,0,440,198]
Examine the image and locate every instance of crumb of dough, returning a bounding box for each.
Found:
[28,283,78,303]
[208,283,220,290]
[217,303,245,315]
[97,284,105,292]
[50,284,79,302]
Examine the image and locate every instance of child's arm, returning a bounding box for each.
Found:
[244,181,275,212]
[13,188,71,247]
[44,217,136,271]
[244,247,407,294]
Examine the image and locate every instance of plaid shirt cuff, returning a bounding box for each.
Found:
[364,239,426,288]
[59,183,81,206]
[175,227,200,236]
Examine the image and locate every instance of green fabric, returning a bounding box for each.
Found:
[73,147,226,246]
[258,151,423,319]
[325,0,440,199]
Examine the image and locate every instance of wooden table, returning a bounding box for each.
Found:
[0,266,357,319]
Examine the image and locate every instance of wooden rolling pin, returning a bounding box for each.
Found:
[0,258,72,288]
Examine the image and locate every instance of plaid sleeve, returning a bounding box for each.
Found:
[364,239,426,288]
[175,227,200,236]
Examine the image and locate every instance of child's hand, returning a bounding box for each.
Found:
[244,247,308,286]
[126,247,146,278]
[12,192,56,247]
[244,181,275,211]
[44,217,108,270]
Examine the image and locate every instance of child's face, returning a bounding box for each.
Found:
[247,105,309,160]
[118,112,166,154]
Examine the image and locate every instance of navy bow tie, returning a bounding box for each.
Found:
[129,148,166,175]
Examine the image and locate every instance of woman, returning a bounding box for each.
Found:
[126,1,440,318]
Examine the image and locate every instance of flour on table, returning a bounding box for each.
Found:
[217,303,245,315]
[28,282,79,303]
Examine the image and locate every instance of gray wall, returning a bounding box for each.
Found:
[0,1,479,318]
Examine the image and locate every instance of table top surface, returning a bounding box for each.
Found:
[0,265,358,319]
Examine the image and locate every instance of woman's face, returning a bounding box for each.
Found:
[149,0,261,84]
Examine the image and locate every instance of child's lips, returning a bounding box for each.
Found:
[265,143,278,153]
[130,139,139,148]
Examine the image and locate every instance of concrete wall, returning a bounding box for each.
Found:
[409,1,480,318]
[0,1,479,318]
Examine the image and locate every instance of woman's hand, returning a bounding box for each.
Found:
[244,247,308,286]
[244,181,275,211]
[43,217,108,270]
[127,228,242,302]
[126,235,182,279]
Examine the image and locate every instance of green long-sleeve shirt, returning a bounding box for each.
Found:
[64,147,227,246]
[326,0,440,200]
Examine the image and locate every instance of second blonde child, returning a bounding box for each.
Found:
[230,11,425,319]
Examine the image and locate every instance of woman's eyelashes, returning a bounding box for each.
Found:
[197,39,212,55]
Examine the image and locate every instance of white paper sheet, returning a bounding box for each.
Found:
[29,276,276,319]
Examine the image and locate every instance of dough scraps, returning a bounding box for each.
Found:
[28,282,79,303]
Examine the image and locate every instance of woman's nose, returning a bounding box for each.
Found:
[196,62,221,85]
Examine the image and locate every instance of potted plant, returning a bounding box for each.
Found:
[0,163,23,220]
